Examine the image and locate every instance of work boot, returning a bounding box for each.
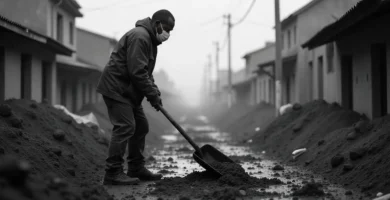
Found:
[103,172,140,185]
[127,167,163,181]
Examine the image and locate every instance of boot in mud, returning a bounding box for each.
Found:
[127,167,163,181]
[103,172,140,185]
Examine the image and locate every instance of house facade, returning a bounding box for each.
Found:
[303,0,390,119]
[0,0,74,104]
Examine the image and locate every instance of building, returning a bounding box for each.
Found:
[302,0,390,119]
[0,0,115,113]
[242,42,276,105]
[282,0,360,104]
[75,28,117,110]
[0,1,73,103]
[230,68,251,105]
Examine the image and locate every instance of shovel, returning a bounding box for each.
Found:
[159,107,235,178]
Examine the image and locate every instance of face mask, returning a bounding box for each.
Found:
[156,24,170,42]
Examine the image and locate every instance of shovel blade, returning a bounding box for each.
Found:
[192,144,235,177]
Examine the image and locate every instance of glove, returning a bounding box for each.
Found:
[149,95,163,111]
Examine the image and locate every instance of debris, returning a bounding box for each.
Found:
[377,192,384,197]
[66,168,76,176]
[0,155,31,186]
[272,165,284,171]
[354,120,373,134]
[147,156,156,162]
[239,189,246,196]
[349,148,367,161]
[167,157,173,162]
[317,140,325,146]
[292,182,325,197]
[346,130,357,140]
[292,148,307,160]
[9,115,23,129]
[255,127,260,132]
[53,129,66,141]
[51,147,62,156]
[343,164,354,172]
[331,154,344,168]
[292,103,302,110]
[0,104,12,117]
[345,191,353,195]
[280,104,293,115]
[373,193,390,200]
[176,146,192,152]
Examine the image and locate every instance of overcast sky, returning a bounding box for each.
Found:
[77,0,311,107]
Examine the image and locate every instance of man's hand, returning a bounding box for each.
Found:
[149,95,163,111]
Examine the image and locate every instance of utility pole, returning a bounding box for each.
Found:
[274,0,283,116]
[224,14,232,108]
[213,42,220,93]
[208,54,213,104]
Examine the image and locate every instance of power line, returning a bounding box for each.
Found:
[232,0,256,26]
[199,16,222,26]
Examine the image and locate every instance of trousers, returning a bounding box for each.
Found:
[103,96,149,174]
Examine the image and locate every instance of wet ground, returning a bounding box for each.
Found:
[105,127,366,200]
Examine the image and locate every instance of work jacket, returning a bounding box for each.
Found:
[97,17,161,106]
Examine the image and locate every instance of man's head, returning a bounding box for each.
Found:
[151,9,175,43]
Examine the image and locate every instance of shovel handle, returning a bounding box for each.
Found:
[159,107,203,156]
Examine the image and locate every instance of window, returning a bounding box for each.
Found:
[293,26,297,45]
[56,14,63,42]
[326,43,334,73]
[69,21,74,44]
[287,30,291,49]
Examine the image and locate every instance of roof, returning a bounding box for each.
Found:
[77,28,118,44]
[57,56,101,72]
[302,0,390,49]
[242,42,275,59]
[0,14,73,56]
[281,0,323,28]
[54,0,83,17]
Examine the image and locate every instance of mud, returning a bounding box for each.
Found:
[151,160,282,199]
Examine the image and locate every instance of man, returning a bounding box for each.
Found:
[97,9,175,185]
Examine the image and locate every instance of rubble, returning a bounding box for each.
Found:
[331,154,344,168]
[0,104,12,117]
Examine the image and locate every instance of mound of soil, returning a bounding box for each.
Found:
[0,99,112,200]
[151,161,282,199]
[250,100,390,196]
[292,182,325,197]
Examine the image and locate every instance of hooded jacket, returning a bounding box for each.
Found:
[96,17,161,106]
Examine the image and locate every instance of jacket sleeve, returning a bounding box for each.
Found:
[126,37,159,100]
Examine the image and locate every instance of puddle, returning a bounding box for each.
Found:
[106,128,367,200]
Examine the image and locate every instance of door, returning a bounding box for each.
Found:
[21,54,32,99]
[308,61,314,101]
[317,56,324,99]
[371,43,388,118]
[0,46,4,101]
[341,55,353,110]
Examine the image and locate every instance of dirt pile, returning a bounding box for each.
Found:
[251,100,390,196]
[0,99,112,200]
[212,103,275,141]
[151,161,282,199]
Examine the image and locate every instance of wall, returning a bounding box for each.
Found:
[337,13,390,119]
[295,0,361,104]
[0,0,48,36]
[51,3,76,50]
[77,29,113,71]
[4,49,21,99]
[245,44,275,75]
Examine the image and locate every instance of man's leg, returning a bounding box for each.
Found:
[102,96,140,185]
[127,106,162,180]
